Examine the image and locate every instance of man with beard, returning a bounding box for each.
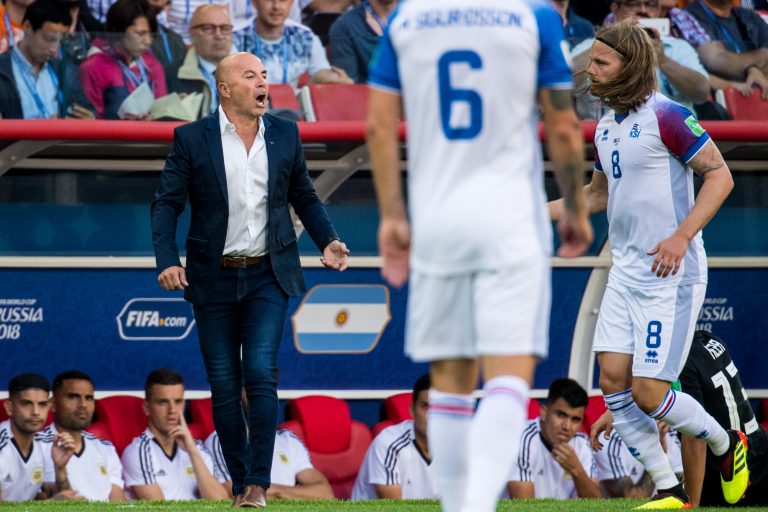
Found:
[550,22,737,510]
[39,371,125,502]
[1,373,78,502]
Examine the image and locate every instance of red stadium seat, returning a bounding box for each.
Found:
[94,396,147,455]
[86,421,112,442]
[722,86,768,121]
[528,398,541,419]
[583,395,607,433]
[299,84,368,122]
[268,84,303,118]
[187,398,215,440]
[370,420,394,438]
[383,392,412,423]
[284,395,372,499]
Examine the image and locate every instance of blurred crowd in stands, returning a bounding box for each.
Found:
[0,0,767,121]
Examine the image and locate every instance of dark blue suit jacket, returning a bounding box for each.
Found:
[151,112,339,304]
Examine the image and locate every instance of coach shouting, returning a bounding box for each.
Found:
[151,52,348,508]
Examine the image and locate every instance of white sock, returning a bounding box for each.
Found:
[428,389,475,512]
[605,389,679,490]
[650,389,730,456]
[462,376,529,512]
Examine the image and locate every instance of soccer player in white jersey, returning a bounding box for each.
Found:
[39,371,124,501]
[594,423,683,498]
[507,378,600,499]
[549,22,741,510]
[366,2,593,511]
[121,369,227,501]
[352,374,437,501]
[206,429,333,500]
[0,373,78,502]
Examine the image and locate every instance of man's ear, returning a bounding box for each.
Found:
[218,82,229,98]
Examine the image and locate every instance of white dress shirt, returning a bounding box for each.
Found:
[219,106,269,257]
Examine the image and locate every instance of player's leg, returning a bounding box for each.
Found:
[631,284,746,504]
[461,260,547,512]
[405,271,476,512]
[594,282,686,507]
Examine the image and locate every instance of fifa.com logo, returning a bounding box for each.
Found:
[125,310,188,328]
[116,298,195,341]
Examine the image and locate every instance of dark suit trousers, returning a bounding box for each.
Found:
[192,258,288,495]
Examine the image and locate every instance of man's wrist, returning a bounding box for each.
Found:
[321,236,341,251]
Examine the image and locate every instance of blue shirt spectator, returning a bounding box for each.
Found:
[329,0,397,84]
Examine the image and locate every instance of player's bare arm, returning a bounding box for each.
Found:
[507,481,535,499]
[267,468,334,500]
[647,140,734,278]
[373,483,402,500]
[539,87,593,258]
[549,170,609,222]
[552,444,601,498]
[367,88,410,287]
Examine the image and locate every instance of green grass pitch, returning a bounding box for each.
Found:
[2,500,766,511]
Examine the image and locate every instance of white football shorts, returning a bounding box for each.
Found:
[593,279,706,381]
[405,257,550,362]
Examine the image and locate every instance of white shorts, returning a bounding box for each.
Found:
[405,258,550,362]
[593,279,706,381]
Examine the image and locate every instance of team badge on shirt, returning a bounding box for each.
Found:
[185,465,195,477]
[100,464,107,476]
[279,453,289,464]
[31,467,43,483]
[629,123,641,138]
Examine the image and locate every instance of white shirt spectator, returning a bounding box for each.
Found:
[205,429,313,485]
[219,105,269,257]
[594,429,683,486]
[242,19,330,90]
[121,428,215,500]
[509,418,596,499]
[39,424,123,502]
[352,420,438,500]
[0,420,45,501]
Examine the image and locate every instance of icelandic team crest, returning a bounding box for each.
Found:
[629,123,642,138]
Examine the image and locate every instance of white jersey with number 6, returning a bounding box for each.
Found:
[368,0,573,275]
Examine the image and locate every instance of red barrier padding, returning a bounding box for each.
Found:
[0,119,765,143]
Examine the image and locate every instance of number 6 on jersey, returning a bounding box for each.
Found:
[437,50,483,141]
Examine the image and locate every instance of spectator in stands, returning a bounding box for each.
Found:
[352,374,438,500]
[205,411,333,500]
[685,0,768,98]
[0,0,32,53]
[169,0,252,45]
[507,379,600,499]
[0,374,79,502]
[0,0,94,119]
[605,0,766,104]
[147,0,187,90]
[328,0,397,84]
[551,0,595,48]
[593,421,683,498]
[79,0,167,119]
[39,371,124,502]
[242,0,352,90]
[572,0,710,119]
[121,369,227,501]
[168,4,233,117]
[571,0,613,25]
